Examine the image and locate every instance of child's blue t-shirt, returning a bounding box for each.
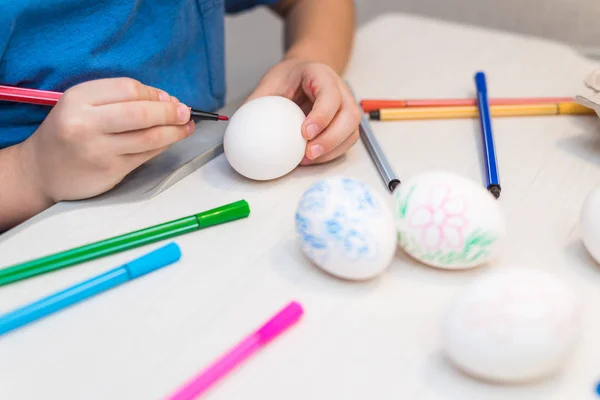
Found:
[0,0,276,148]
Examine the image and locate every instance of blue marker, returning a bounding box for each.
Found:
[474,71,501,199]
[0,242,181,336]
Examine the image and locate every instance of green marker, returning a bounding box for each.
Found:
[0,200,250,287]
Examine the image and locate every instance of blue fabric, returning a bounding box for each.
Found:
[0,0,277,148]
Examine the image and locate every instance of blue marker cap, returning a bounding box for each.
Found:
[125,242,181,279]
[475,71,487,93]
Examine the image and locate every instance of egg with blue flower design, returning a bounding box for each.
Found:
[295,177,397,280]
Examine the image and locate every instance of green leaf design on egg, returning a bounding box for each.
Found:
[397,185,416,219]
[402,229,497,266]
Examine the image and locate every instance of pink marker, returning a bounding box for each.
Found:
[167,301,303,400]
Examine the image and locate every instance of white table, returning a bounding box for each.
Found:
[2,13,600,400]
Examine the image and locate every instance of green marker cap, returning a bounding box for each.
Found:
[195,199,250,228]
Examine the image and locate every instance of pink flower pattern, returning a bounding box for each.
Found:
[408,184,468,251]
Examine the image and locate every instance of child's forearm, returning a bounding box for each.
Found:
[0,144,52,232]
[272,0,355,74]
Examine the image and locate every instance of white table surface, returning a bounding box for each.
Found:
[2,13,600,400]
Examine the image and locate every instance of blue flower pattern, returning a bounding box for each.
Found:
[295,213,330,265]
[325,218,343,235]
[295,177,382,265]
[298,180,330,212]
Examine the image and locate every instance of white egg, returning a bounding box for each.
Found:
[392,171,506,269]
[295,177,397,280]
[580,185,600,264]
[223,96,307,181]
[441,268,582,384]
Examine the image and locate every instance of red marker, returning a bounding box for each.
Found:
[0,84,229,122]
[359,96,575,112]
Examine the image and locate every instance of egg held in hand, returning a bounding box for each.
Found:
[392,171,506,269]
[223,96,307,181]
[440,268,582,384]
[295,177,397,280]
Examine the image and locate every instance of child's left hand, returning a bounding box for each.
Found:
[246,58,361,165]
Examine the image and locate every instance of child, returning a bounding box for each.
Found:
[0,0,360,231]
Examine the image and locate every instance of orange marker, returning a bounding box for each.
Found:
[368,102,594,121]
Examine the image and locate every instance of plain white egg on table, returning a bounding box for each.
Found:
[440,268,582,384]
[392,171,506,270]
[223,96,307,181]
[294,176,397,280]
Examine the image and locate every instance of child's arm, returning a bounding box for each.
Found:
[0,144,52,232]
[247,0,360,166]
[272,0,355,74]
[0,78,193,231]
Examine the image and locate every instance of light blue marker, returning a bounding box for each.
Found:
[0,242,181,336]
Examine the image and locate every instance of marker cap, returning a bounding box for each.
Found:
[195,200,251,228]
[475,71,487,92]
[255,301,303,344]
[125,242,182,279]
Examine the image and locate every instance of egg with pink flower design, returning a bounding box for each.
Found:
[392,171,506,269]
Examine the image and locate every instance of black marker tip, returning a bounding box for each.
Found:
[369,110,381,120]
[488,185,501,199]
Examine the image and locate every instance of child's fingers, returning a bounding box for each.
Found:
[301,74,342,141]
[300,128,359,165]
[66,77,170,106]
[95,100,191,133]
[122,144,171,172]
[303,89,361,161]
[112,120,195,155]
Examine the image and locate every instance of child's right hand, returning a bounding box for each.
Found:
[18,78,194,203]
